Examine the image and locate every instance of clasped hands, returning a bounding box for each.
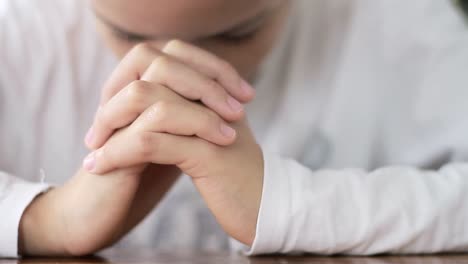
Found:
[83,40,264,248]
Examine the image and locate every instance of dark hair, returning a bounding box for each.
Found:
[458,0,468,16]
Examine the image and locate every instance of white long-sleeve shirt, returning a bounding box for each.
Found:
[1,0,468,258]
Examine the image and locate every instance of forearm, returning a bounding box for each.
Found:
[18,187,67,256]
[18,168,141,257]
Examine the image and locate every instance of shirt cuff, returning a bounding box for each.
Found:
[0,175,50,258]
[242,152,293,255]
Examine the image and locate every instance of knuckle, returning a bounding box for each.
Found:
[151,55,171,73]
[126,81,148,107]
[205,79,222,93]
[132,42,152,55]
[148,101,172,123]
[135,132,157,158]
[163,39,185,53]
[127,80,148,99]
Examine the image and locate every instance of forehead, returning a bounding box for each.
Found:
[92,0,276,39]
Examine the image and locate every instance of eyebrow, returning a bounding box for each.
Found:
[93,8,270,42]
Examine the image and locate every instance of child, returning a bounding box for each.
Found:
[1,0,468,257]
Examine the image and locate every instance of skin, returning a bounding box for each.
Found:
[18,0,290,257]
[93,0,286,78]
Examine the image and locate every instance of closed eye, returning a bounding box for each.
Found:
[214,27,262,42]
[111,28,153,43]
[96,6,270,43]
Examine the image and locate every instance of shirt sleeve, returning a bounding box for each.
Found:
[240,0,468,256]
[242,152,468,255]
[0,172,50,258]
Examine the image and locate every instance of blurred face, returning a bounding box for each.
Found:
[91,0,289,79]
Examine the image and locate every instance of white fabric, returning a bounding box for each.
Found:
[1,0,468,258]
[243,0,468,255]
[0,173,49,257]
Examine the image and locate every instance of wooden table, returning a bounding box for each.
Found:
[2,250,468,264]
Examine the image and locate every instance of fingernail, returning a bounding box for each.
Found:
[83,152,96,172]
[227,96,243,113]
[220,123,236,138]
[85,126,94,146]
